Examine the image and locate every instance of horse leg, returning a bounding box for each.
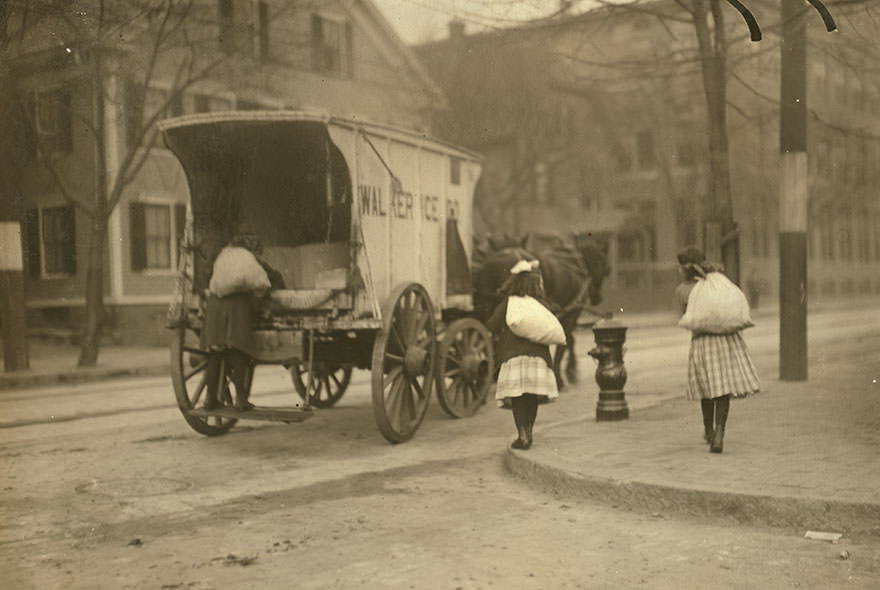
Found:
[552,344,565,391]
[565,330,578,383]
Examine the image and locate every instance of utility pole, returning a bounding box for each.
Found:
[778,0,837,381]
[779,0,808,381]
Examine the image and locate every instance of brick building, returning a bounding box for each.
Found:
[416,1,880,312]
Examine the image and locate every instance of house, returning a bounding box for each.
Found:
[416,1,880,312]
[2,0,446,345]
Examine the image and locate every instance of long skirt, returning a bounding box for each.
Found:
[495,356,559,407]
[201,293,255,354]
[686,331,760,401]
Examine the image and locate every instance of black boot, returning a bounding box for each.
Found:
[510,397,531,449]
[203,356,221,410]
[710,395,730,453]
[524,393,538,447]
[230,352,255,411]
[700,399,714,444]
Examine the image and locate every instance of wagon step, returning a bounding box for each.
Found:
[187,406,314,423]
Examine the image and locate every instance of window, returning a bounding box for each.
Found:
[130,202,186,271]
[126,83,170,148]
[837,207,852,261]
[193,93,233,114]
[194,94,211,113]
[818,204,834,260]
[856,210,870,261]
[25,205,76,276]
[616,149,632,172]
[218,0,235,54]
[533,161,551,204]
[168,91,184,117]
[636,130,655,170]
[450,158,461,185]
[311,14,353,76]
[28,88,73,157]
[676,138,696,167]
[617,228,645,261]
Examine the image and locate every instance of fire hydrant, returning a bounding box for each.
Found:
[588,317,629,421]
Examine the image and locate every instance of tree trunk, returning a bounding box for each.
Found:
[79,51,109,368]
[693,0,740,284]
[78,216,107,367]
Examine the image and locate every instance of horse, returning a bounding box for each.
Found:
[473,232,610,389]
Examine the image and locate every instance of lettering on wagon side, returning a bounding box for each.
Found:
[358,185,452,223]
[358,185,386,217]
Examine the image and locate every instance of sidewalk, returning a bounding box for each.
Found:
[3,305,879,540]
[0,339,169,390]
[506,341,880,538]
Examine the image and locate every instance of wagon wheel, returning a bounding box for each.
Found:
[435,318,494,418]
[170,323,238,436]
[291,362,352,408]
[371,282,436,443]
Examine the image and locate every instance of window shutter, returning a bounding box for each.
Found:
[174,203,186,267]
[24,207,41,277]
[24,93,37,160]
[130,202,146,271]
[57,90,73,153]
[311,15,323,71]
[62,206,76,274]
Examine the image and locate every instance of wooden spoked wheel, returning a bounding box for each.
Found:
[170,323,238,436]
[291,363,352,408]
[435,318,494,418]
[371,282,436,443]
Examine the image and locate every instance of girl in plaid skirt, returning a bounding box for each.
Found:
[487,259,559,450]
[675,247,760,453]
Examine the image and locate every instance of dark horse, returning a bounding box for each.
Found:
[473,232,611,390]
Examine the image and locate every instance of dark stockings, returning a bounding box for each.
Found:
[701,395,731,452]
[203,351,254,411]
[510,394,539,448]
[700,399,714,441]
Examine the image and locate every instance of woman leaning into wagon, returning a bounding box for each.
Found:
[486,259,559,450]
[675,246,760,453]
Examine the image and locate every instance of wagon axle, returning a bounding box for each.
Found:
[403,345,431,377]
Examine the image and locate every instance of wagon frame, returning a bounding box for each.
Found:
[161,111,493,443]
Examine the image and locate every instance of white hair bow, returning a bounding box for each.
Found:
[510,259,540,275]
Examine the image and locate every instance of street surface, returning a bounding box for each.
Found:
[1,305,879,588]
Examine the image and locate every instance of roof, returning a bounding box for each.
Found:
[157,110,482,162]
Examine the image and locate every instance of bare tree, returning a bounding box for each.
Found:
[3,0,285,366]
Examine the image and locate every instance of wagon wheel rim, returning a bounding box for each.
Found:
[371,283,436,443]
[436,318,493,418]
[291,363,352,408]
[170,323,238,435]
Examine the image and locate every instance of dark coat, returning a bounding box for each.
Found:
[486,297,553,374]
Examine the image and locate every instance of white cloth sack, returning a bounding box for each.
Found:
[505,295,567,345]
[208,246,271,297]
[678,272,754,334]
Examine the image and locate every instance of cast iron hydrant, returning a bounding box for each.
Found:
[588,317,629,421]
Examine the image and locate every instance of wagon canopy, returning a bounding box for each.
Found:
[160,111,482,318]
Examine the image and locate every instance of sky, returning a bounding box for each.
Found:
[373,0,594,45]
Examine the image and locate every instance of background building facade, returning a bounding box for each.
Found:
[417,1,880,313]
[2,0,445,345]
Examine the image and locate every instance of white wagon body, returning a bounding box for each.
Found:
[161,111,493,443]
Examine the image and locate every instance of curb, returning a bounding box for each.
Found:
[0,364,170,391]
[503,448,880,539]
